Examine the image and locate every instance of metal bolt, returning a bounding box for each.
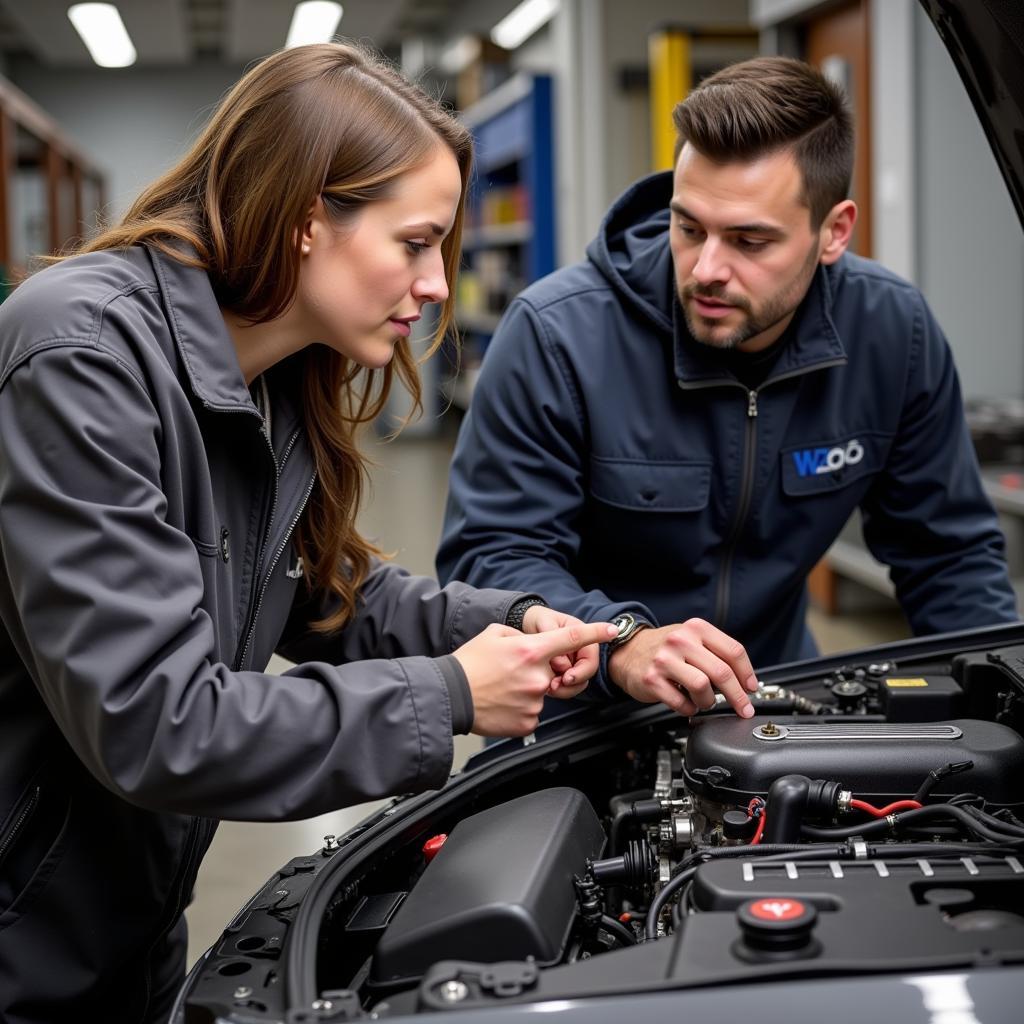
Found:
[274,889,288,898]
[233,986,253,1000]
[761,720,779,736]
[323,834,340,851]
[437,980,469,1003]
[311,999,334,1011]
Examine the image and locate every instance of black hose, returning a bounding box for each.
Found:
[961,805,1024,838]
[644,865,699,941]
[914,760,974,803]
[608,810,631,859]
[599,914,637,946]
[801,804,1024,844]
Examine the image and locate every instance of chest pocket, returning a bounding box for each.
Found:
[590,457,712,512]
[781,432,891,496]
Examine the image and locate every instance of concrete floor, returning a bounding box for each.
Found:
[184,422,908,967]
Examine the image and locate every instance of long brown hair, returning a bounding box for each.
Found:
[80,42,473,631]
[673,56,852,228]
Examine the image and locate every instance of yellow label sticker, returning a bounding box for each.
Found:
[885,678,929,687]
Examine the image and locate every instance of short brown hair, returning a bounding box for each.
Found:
[79,42,473,632]
[673,56,852,227]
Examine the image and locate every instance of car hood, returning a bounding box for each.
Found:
[918,0,1024,229]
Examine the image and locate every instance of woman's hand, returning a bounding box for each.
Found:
[453,619,618,737]
[520,605,602,698]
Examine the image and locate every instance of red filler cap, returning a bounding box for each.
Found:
[422,834,448,862]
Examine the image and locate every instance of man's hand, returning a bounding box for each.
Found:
[454,619,618,736]
[607,619,758,718]
[520,605,601,699]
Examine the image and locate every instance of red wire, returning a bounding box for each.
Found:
[746,798,766,845]
[850,798,922,817]
[751,811,766,845]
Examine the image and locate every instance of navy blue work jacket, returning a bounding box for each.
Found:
[438,171,1017,688]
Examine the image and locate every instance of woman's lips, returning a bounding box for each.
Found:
[388,319,412,337]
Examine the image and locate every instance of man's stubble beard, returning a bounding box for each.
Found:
[679,240,821,350]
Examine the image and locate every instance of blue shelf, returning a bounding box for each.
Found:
[456,72,556,367]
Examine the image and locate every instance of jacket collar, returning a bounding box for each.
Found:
[672,258,849,387]
[145,243,258,414]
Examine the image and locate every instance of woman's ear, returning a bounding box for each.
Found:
[298,197,324,256]
[818,199,857,265]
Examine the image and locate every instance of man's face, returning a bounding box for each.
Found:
[670,144,825,352]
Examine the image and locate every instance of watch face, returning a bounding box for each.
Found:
[612,613,635,638]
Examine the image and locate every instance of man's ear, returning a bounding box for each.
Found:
[818,199,857,265]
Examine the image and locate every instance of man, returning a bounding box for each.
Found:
[437,56,1017,718]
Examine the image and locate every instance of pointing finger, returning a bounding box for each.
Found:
[528,622,619,659]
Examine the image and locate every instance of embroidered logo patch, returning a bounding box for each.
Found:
[792,439,864,477]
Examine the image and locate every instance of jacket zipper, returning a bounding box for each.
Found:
[235,425,314,672]
[678,358,846,631]
[231,422,293,672]
[0,785,40,868]
[236,470,317,672]
[714,388,759,626]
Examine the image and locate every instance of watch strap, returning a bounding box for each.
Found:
[505,596,548,632]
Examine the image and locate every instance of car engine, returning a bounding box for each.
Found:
[179,639,1024,1020]
[357,647,1024,1016]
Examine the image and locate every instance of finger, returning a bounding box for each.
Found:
[527,621,619,659]
[564,643,600,684]
[686,619,759,692]
[528,607,563,634]
[550,653,574,675]
[678,646,754,717]
[549,676,590,700]
[644,675,699,716]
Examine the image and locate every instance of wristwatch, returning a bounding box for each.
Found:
[608,612,651,652]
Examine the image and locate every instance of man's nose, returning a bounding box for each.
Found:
[691,237,730,286]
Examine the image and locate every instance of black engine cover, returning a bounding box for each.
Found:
[371,787,604,984]
[683,717,1024,806]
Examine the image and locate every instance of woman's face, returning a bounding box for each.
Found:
[295,145,463,368]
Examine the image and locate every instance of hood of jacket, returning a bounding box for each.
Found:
[583,169,848,385]
[585,170,676,336]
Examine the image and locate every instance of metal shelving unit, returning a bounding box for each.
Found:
[448,72,555,411]
[0,75,106,294]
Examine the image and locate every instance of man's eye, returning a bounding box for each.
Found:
[737,237,769,252]
[678,224,702,239]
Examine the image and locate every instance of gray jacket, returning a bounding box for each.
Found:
[0,245,520,1023]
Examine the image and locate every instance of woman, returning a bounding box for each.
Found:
[0,43,614,1024]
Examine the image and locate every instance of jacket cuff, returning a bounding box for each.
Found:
[591,604,657,701]
[436,654,474,734]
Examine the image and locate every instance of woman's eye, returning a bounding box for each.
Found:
[406,240,429,255]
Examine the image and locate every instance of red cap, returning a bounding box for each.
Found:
[747,898,807,922]
[422,834,448,862]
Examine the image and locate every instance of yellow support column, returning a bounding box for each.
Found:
[648,27,692,172]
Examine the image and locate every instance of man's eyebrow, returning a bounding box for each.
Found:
[670,202,785,237]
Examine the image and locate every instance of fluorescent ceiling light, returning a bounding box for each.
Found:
[441,36,481,75]
[286,1,344,48]
[490,0,558,50]
[67,3,136,68]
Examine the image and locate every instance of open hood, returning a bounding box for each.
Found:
[918,0,1024,230]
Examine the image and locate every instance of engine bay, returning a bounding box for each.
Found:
[182,636,1024,1020]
